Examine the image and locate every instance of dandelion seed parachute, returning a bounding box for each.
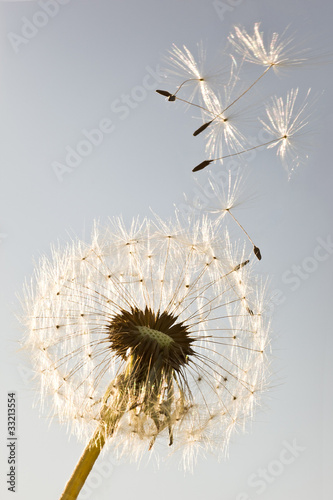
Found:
[229,23,307,69]
[22,215,270,471]
[161,42,227,108]
[259,88,312,177]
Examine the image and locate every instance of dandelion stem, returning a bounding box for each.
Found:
[193,64,274,136]
[226,209,254,246]
[221,64,273,115]
[156,87,218,114]
[59,426,106,500]
[193,136,284,172]
[174,96,213,113]
[226,210,262,260]
[59,377,121,500]
[173,78,204,97]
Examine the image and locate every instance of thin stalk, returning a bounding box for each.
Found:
[226,210,262,260]
[59,427,106,500]
[175,96,213,113]
[193,64,274,136]
[226,209,255,246]
[173,78,204,97]
[193,136,285,172]
[156,89,216,114]
[221,64,273,115]
[216,136,283,160]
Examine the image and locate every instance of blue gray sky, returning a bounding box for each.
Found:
[1,1,333,499]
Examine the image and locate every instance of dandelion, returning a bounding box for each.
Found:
[22,215,270,499]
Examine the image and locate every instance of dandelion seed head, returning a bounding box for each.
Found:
[21,215,270,468]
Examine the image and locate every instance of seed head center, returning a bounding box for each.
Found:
[109,307,194,372]
[137,325,174,347]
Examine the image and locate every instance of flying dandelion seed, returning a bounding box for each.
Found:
[22,215,270,499]
[192,137,281,172]
[159,43,226,105]
[156,42,231,116]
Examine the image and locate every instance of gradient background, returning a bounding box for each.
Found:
[1,1,333,499]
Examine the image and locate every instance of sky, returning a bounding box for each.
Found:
[0,1,333,499]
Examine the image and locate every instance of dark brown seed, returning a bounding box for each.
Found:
[193,120,213,137]
[233,260,250,272]
[253,246,262,261]
[156,89,173,98]
[192,160,213,172]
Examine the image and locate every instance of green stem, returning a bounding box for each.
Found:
[58,373,131,500]
[59,427,106,500]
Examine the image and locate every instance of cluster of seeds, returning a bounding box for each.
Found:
[23,217,270,468]
[157,23,312,178]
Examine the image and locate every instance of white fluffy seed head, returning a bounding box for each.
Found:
[21,215,271,469]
